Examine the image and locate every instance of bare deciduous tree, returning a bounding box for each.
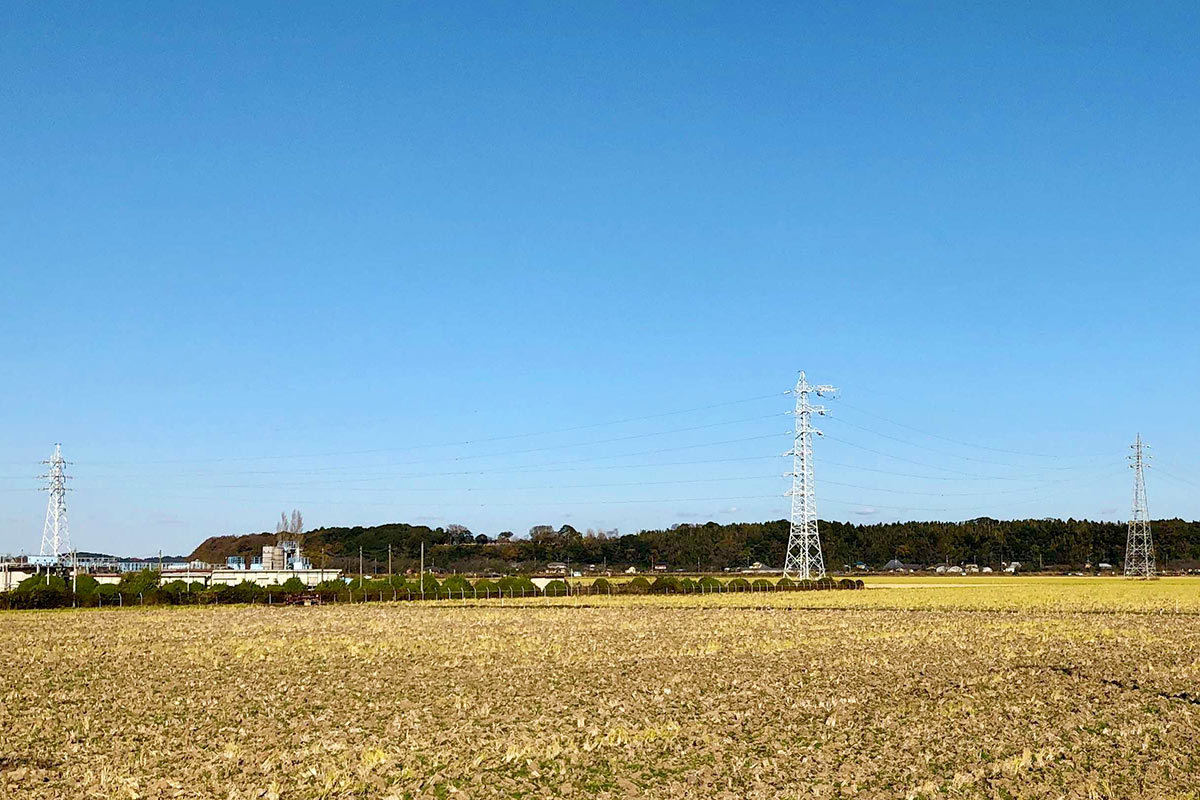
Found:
[276,509,304,544]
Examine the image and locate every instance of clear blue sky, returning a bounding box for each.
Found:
[2,3,1197,557]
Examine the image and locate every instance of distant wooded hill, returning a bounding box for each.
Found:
[189,517,1200,573]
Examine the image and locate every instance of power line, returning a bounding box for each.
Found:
[822,433,1112,479]
[1155,469,1199,489]
[822,459,1063,482]
[834,398,1111,459]
[84,413,785,478]
[78,391,788,466]
[825,412,1111,469]
[820,467,1124,498]
[102,454,784,487]
[1150,461,1200,489]
[820,473,1122,515]
[91,492,782,510]
[73,434,786,489]
[190,474,781,494]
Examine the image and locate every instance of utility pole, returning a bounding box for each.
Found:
[784,371,836,580]
[420,541,425,601]
[72,549,77,605]
[388,544,392,577]
[1124,434,1155,578]
[359,546,364,590]
[39,444,72,559]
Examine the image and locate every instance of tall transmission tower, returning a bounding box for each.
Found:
[1124,434,1154,578]
[39,444,72,559]
[784,371,836,580]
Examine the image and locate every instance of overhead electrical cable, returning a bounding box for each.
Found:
[100,492,783,510]
[71,434,787,489]
[79,390,788,467]
[819,467,1125,498]
[822,459,1068,482]
[1153,467,1200,489]
[824,414,1111,470]
[85,413,785,478]
[188,474,781,493]
[834,398,1112,459]
[819,472,1124,515]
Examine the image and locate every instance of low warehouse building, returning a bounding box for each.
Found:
[207,568,341,587]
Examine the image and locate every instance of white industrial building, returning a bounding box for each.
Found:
[1,540,341,592]
[165,541,339,587]
[0,565,33,592]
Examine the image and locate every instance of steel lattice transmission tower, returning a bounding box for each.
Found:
[1123,434,1154,579]
[39,444,72,558]
[784,371,836,580]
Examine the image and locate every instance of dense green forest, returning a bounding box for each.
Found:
[191,517,1200,573]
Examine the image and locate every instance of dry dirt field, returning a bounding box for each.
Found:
[1,579,1198,799]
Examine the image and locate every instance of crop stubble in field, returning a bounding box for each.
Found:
[0,590,1198,798]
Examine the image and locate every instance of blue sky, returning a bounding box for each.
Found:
[2,3,1197,556]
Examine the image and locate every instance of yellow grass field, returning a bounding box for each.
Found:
[1,577,1198,799]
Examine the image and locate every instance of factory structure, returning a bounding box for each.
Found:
[207,539,341,587]
[0,446,342,592]
[2,541,341,591]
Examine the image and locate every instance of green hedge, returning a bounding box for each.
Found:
[473,579,499,597]
[650,576,681,594]
[624,576,651,595]
[442,575,475,598]
[590,578,614,595]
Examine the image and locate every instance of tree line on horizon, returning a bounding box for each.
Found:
[190,516,1200,573]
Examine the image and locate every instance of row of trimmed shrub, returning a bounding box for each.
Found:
[0,572,863,610]
[0,573,550,609]
[0,574,323,609]
[590,576,864,595]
